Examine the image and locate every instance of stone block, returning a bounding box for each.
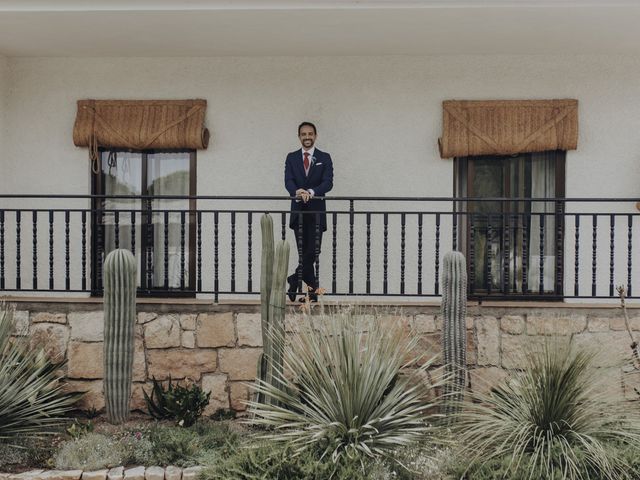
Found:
[41,471,83,480]
[236,313,263,347]
[147,348,217,380]
[68,311,104,342]
[124,468,145,480]
[526,314,586,336]
[13,310,30,335]
[30,323,69,362]
[133,333,146,381]
[476,316,500,366]
[500,315,525,335]
[131,382,154,411]
[180,468,202,480]
[145,315,181,349]
[31,312,67,324]
[82,470,108,480]
[182,331,196,348]
[229,382,251,411]
[138,312,158,324]
[9,471,45,480]
[218,348,262,380]
[164,468,181,480]
[622,368,640,401]
[202,373,229,415]
[435,315,474,331]
[469,367,509,397]
[180,314,197,331]
[590,367,624,403]
[107,468,124,480]
[415,333,441,365]
[63,379,105,411]
[501,334,545,369]
[588,317,610,332]
[572,331,634,367]
[67,341,103,379]
[412,315,436,333]
[610,315,640,332]
[144,467,164,480]
[197,313,235,348]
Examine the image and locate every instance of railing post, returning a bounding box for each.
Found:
[32,211,38,290]
[349,200,354,294]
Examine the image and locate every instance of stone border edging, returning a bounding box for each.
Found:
[0,466,204,480]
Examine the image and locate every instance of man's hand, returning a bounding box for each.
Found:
[296,189,311,203]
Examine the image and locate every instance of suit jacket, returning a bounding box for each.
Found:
[284,148,334,231]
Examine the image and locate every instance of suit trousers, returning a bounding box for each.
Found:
[288,212,323,291]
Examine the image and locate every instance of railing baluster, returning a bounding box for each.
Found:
[554,202,564,295]
[522,214,528,294]
[502,212,510,295]
[574,214,580,297]
[281,212,286,241]
[230,212,236,292]
[366,212,371,294]
[332,212,337,294]
[16,211,21,290]
[180,210,186,290]
[434,213,439,296]
[214,211,219,303]
[628,215,633,297]
[81,211,87,291]
[452,210,458,251]
[0,210,4,290]
[197,211,203,292]
[146,201,153,291]
[65,211,70,291]
[487,214,493,296]
[469,213,475,295]
[592,214,598,297]
[32,211,37,289]
[349,200,354,294]
[95,205,104,293]
[296,213,303,293]
[383,213,388,295]
[49,210,54,290]
[163,211,169,290]
[314,213,321,289]
[418,213,423,295]
[539,214,545,294]
[609,214,615,297]
[247,212,252,293]
[114,210,120,249]
[131,210,136,255]
[400,213,406,295]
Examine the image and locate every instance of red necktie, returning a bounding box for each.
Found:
[303,152,310,174]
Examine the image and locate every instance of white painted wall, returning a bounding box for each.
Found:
[1,55,639,300]
[0,55,7,195]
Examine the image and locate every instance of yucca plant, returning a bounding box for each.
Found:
[0,302,77,442]
[455,339,640,480]
[247,308,443,463]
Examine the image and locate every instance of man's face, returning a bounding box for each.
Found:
[298,125,316,150]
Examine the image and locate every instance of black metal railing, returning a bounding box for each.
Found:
[0,195,638,301]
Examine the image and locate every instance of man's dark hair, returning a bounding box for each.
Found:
[298,121,317,135]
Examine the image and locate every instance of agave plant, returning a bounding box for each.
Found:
[455,339,640,480]
[247,308,443,463]
[0,302,77,442]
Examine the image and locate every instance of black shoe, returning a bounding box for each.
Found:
[299,290,318,303]
[287,278,297,302]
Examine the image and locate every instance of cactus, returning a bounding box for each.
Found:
[256,214,289,405]
[441,251,467,418]
[103,248,137,424]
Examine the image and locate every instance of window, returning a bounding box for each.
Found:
[92,149,196,295]
[455,151,565,298]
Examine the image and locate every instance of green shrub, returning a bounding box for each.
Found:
[200,443,374,480]
[248,308,443,464]
[54,433,124,470]
[143,377,210,427]
[0,302,78,442]
[119,432,155,466]
[454,339,640,480]
[145,424,202,467]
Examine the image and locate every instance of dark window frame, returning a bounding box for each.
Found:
[454,151,566,301]
[91,148,197,297]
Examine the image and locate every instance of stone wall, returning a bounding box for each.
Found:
[10,302,640,414]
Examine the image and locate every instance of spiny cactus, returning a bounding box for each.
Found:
[441,251,467,418]
[256,214,289,406]
[103,248,137,424]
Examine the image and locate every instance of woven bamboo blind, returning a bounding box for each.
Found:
[73,99,209,153]
[438,99,578,158]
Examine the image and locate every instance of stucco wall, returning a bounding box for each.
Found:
[1,55,640,299]
[0,55,7,194]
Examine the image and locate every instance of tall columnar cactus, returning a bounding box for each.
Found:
[103,248,137,424]
[441,251,467,418]
[256,214,289,405]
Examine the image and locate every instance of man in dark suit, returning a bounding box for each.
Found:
[284,121,334,301]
